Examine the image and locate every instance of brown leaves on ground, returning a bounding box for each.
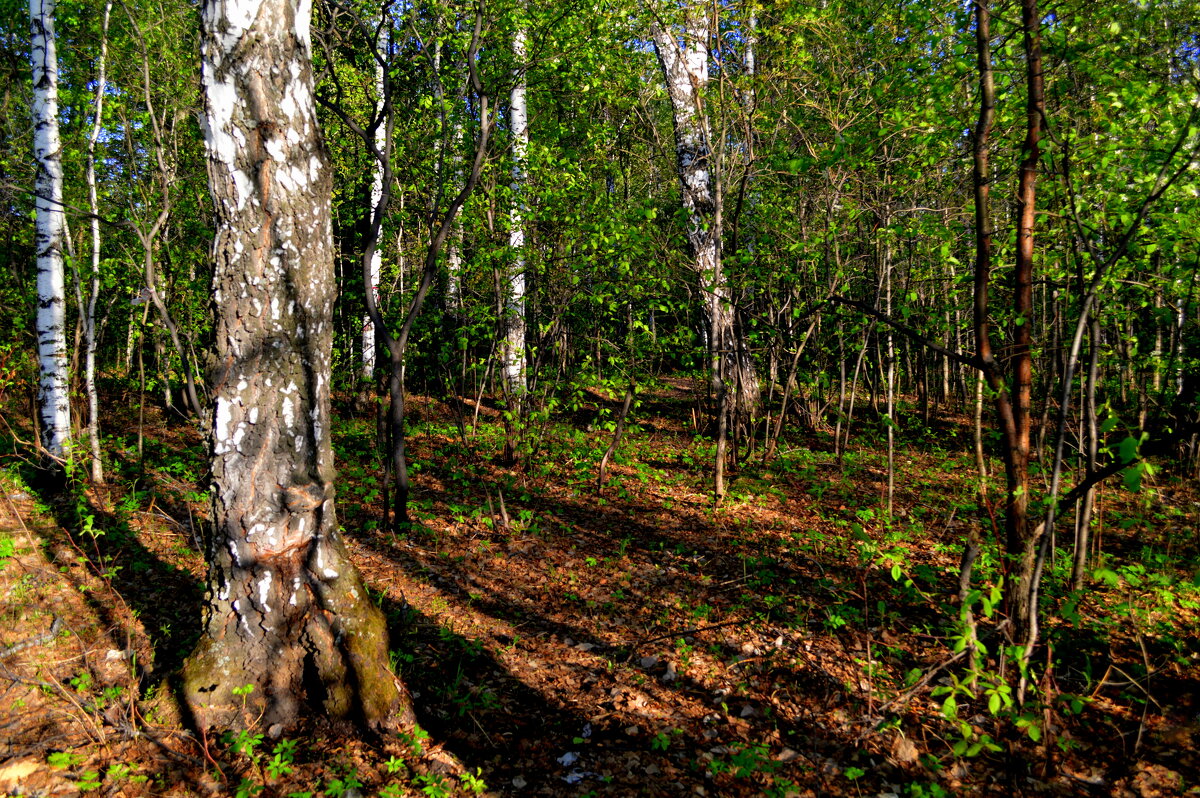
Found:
[1,383,1199,796]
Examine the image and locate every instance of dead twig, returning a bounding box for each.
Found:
[0,615,62,660]
[631,618,755,649]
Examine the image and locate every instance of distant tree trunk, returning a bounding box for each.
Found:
[503,9,529,399]
[883,240,896,519]
[317,3,490,530]
[30,0,71,465]
[124,9,204,418]
[362,30,385,383]
[82,0,113,483]
[1071,317,1101,590]
[445,91,465,314]
[183,0,410,732]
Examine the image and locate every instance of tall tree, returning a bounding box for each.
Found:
[81,0,114,483]
[651,1,760,498]
[503,2,528,398]
[361,15,386,383]
[183,0,410,731]
[30,0,70,464]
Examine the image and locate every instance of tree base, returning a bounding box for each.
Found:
[180,565,413,734]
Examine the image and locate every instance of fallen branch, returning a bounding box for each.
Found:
[631,618,755,649]
[0,616,62,660]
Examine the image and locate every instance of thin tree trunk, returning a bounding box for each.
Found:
[362,24,386,383]
[81,0,113,483]
[1071,318,1101,590]
[125,8,203,418]
[651,3,760,501]
[596,382,635,493]
[883,241,896,519]
[503,6,528,399]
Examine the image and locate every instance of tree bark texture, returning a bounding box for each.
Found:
[362,32,385,382]
[971,0,1042,645]
[184,0,410,732]
[1009,0,1044,645]
[651,6,759,423]
[83,0,113,483]
[30,0,71,463]
[504,12,529,398]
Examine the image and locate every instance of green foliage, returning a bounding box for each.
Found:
[47,751,83,769]
[323,768,363,798]
[0,534,14,571]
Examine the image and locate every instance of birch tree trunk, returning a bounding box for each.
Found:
[362,29,385,382]
[446,117,465,312]
[30,0,71,464]
[183,0,410,732]
[651,2,760,489]
[503,11,528,398]
[82,0,113,483]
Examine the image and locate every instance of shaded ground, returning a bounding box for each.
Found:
[1,377,1198,796]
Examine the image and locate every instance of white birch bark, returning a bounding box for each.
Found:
[503,13,528,397]
[651,4,759,415]
[361,34,385,381]
[446,117,464,310]
[30,0,71,463]
[185,0,407,731]
[443,23,464,312]
[83,0,114,483]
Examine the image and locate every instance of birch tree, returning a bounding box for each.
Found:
[30,0,70,464]
[650,1,759,498]
[81,0,113,483]
[182,0,410,731]
[362,19,386,382]
[503,4,528,398]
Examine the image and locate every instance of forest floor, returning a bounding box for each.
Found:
[1,377,1199,797]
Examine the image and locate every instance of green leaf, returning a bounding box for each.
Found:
[1123,463,1143,492]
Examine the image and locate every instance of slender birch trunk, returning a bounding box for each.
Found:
[362,28,386,382]
[446,119,465,312]
[81,0,113,482]
[30,0,71,464]
[651,2,759,498]
[504,10,528,398]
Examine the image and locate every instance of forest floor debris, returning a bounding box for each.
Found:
[1,379,1198,795]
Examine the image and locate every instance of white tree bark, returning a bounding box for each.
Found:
[362,30,385,381]
[30,0,70,463]
[503,12,528,397]
[82,0,114,483]
[446,117,464,310]
[651,3,759,422]
[185,0,408,731]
